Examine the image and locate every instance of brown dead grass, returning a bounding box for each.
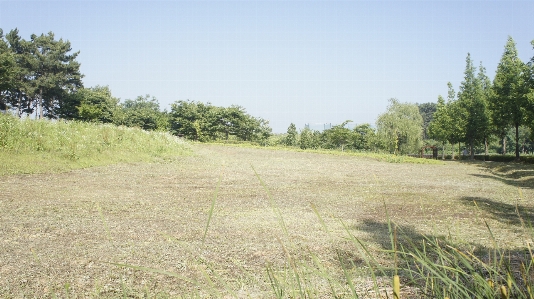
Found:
[1,144,533,297]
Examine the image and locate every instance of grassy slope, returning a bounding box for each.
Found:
[0,113,190,175]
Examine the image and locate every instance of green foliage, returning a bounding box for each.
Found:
[0,29,16,110]
[170,100,271,142]
[284,123,298,146]
[1,28,83,118]
[376,99,423,155]
[472,154,534,163]
[59,85,118,123]
[417,102,437,139]
[323,120,352,151]
[428,96,449,143]
[170,100,216,141]
[352,123,376,151]
[489,37,529,160]
[525,40,534,140]
[297,128,322,150]
[457,53,491,159]
[29,31,83,119]
[114,94,168,131]
[315,122,376,152]
[298,127,313,149]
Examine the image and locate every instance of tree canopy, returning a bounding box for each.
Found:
[376,99,423,155]
[169,100,271,143]
[489,37,529,160]
[457,53,490,160]
[1,28,83,118]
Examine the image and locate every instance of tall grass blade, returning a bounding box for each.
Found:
[393,274,400,299]
[202,171,222,245]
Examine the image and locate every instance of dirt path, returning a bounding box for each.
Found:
[1,144,532,297]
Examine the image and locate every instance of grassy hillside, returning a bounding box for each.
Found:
[0,113,190,175]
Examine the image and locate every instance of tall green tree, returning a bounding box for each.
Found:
[253,118,272,145]
[446,82,467,156]
[299,127,313,150]
[428,95,450,158]
[376,98,423,155]
[29,32,83,119]
[115,95,168,131]
[170,100,217,141]
[4,29,33,116]
[325,120,353,151]
[417,102,437,139]
[489,37,529,161]
[284,123,298,146]
[169,100,271,142]
[0,29,83,117]
[526,40,534,140]
[0,29,16,111]
[59,86,118,122]
[457,53,490,160]
[352,123,376,151]
[477,62,493,155]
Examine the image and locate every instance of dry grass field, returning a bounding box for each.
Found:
[1,143,533,297]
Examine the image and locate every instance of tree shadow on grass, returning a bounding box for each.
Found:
[351,218,534,297]
[471,162,534,189]
[355,219,431,252]
[458,196,534,227]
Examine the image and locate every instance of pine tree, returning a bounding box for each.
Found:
[29,32,83,119]
[0,29,16,110]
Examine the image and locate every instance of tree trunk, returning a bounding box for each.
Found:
[515,123,520,161]
[484,138,488,156]
[451,143,455,160]
[38,88,43,119]
[503,136,506,155]
[17,92,21,117]
[470,139,475,160]
[442,144,445,160]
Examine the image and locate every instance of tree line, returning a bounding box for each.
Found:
[280,99,425,155]
[428,37,534,160]
[0,28,271,142]
[281,37,534,159]
[2,29,533,157]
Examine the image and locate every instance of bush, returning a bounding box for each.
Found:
[472,155,534,163]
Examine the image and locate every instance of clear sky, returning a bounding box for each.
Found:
[1,1,533,133]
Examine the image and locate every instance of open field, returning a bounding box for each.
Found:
[1,143,534,297]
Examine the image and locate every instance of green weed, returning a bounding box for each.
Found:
[0,113,190,175]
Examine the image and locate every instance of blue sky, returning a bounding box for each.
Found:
[1,1,533,132]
